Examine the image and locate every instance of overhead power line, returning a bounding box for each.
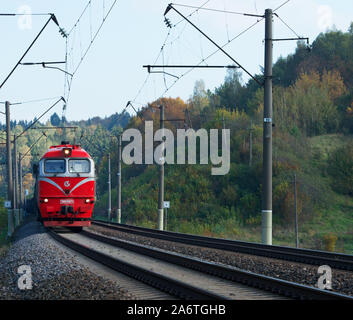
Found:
[274,0,291,12]
[274,13,301,38]
[64,0,119,107]
[172,3,264,17]
[0,96,62,106]
[15,97,65,140]
[163,4,262,84]
[0,14,62,90]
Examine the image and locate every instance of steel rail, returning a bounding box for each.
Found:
[92,220,353,271]
[81,229,353,300]
[48,228,227,300]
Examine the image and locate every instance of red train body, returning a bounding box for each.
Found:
[34,142,95,229]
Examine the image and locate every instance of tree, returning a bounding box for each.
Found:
[50,112,61,126]
[189,80,209,113]
[328,144,353,195]
[214,69,247,112]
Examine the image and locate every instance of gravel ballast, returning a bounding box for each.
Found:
[90,224,353,296]
[0,221,136,300]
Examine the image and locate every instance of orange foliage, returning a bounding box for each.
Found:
[129,97,189,133]
[295,69,347,101]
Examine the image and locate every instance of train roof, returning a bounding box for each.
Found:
[41,142,91,159]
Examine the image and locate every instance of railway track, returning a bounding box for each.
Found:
[49,226,353,300]
[92,219,353,271]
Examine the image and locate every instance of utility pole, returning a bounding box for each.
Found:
[249,120,253,167]
[5,101,14,236]
[262,9,273,245]
[117,134,122,223]
[108,153,112,221]
[222,112,227,145]
[5,102,13,203]
[13,134,19,227]
[294,173,299,248]
[13,135,18,210]
[158,104,165,231]
[19,152,23,222]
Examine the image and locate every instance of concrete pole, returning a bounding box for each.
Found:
[262,9,273,245]
[294,173,299,248]
[222,112,227,150]
[158,104,165,231]
[5,102,13,205]
[249,120,253,167]
[5,101,14,237]
[117,134,122,223]
[13,134,19,227]
[19,152,23,222]
[108,153,112,221]
[13,135,18,209]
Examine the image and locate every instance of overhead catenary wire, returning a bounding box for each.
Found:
[126,1,292,124]
[174,0,211,27]
[166,4,261,84]
[155,12,264,99]
[273,0,291,12]
[0,13,52,16]
[274,13,301,38]
[130,0,212,107]
[20,132,47,161]
[171,3,264,17]
[0,96,62,106]
[0,14,59,90]
[64,0,119,106]
[15,97,65,141]
[71,0,119,77]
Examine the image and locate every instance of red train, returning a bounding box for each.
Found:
[33,141,95,231]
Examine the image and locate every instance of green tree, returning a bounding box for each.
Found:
[328,144,353,195]
[50,112,61,126]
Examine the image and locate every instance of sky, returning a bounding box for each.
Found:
[0,0,352,123]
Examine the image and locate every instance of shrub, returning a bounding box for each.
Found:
[323,233,338,252]
[328,144,353,195]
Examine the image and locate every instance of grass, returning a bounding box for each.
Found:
[94,205,353,253]
[310,133,352,161]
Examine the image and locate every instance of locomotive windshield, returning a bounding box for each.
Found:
[44,159,66,173]
[68,159,90,173]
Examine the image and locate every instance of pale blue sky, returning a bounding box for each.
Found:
[0,0,352,123]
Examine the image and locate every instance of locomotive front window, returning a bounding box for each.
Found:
[68,159,90,173]
[44,159,66,173]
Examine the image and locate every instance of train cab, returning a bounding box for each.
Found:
[36,141,95,228]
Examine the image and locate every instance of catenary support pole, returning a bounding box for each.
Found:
[13,135,18,210]
[108,153,112,221]
[13,134,19,227]
[249,120,253,167]
[6,101,14,236]
[117,134,122,223]
[294,173,299,248]
[262,8,273,245]
[19,152,23,222]
[158,105,165,231]
[5,102,13,205]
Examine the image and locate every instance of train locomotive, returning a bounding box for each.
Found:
[33,141,95,230]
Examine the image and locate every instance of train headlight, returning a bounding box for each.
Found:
[85,199,90,203]
[63,148,72,157]
[44,198,49,203]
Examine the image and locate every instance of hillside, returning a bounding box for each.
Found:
[94,27,353,253]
